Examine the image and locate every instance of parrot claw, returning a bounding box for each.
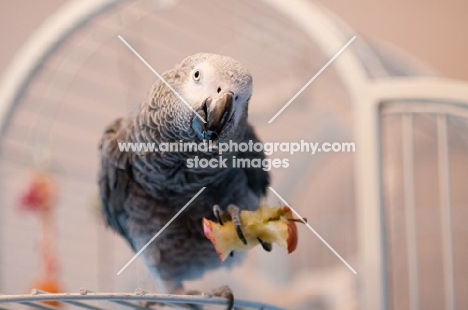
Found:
[228,204,247,245]
[257,238,272,252]
[211,285,234,310]
[235,224,247,245]
[213,204,224,225]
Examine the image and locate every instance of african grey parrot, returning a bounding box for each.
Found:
[98,53,270,308]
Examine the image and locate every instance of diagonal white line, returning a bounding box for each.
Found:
[268,187,357,274]
[117,187,206,275]
[118,35,206,123]
[268,36,356,123]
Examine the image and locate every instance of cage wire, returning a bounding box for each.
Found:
[1,0,468,309]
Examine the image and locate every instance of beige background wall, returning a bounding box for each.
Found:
[1,0,467,80]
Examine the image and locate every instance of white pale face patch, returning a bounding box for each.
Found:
[182,62,220,109]
[181,61,252,128]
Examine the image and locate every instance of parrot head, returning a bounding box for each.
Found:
[177,53,253,142]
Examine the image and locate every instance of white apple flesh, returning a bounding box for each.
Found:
[203,206,299,262]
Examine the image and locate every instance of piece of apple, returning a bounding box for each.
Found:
[203,205,299,262]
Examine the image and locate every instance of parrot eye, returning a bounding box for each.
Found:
[193,70,201,81]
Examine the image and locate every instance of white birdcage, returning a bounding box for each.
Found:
[1,0,468,309]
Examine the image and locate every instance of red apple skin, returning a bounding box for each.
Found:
[203,218,224,261]
[283,206,298,253]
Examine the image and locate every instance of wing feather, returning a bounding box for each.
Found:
[98,118,136,250]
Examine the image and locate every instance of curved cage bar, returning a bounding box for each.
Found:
[357,77,468,310]
[0,0,125,135]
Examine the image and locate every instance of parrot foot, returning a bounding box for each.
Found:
[213,204,271,252]
[211,285,234,310]
[142,286,234,310]
[186,285,234,310]
[212,204,246,244]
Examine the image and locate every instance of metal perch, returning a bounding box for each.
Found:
[0,288,285,310]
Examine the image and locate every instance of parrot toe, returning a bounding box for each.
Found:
[211,285,234,310]
[213,204,225,225]
[227,204,247,245]
[257,238,272,252]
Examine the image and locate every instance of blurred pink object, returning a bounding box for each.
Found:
[18,170,57,213]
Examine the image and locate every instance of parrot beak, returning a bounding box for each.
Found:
[192,92,234,141]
